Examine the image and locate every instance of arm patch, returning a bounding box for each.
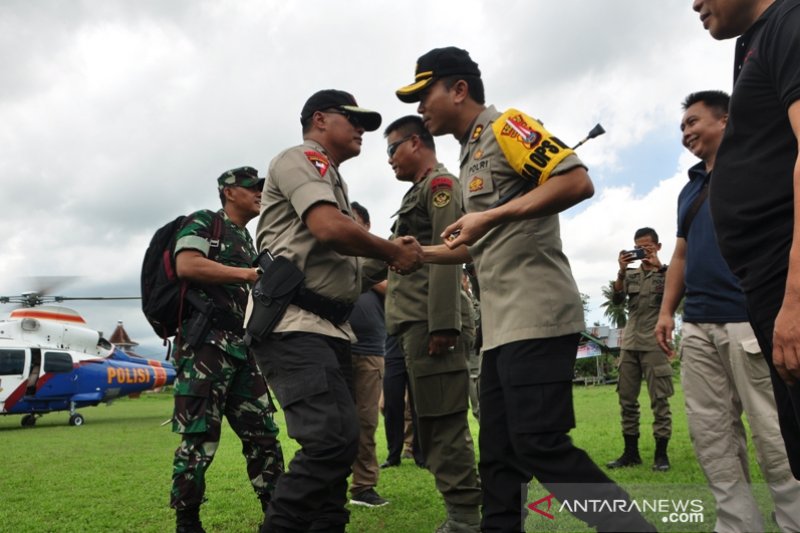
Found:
[304,150,329,177]
[491,109,574,185]
[431,176,453,190]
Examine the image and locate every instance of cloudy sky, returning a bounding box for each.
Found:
[0,0,734,356]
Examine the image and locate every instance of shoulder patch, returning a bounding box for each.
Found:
[430,176,453,191]
[304,150,329,177]
[432,190,451,208]
[492,109,574,185]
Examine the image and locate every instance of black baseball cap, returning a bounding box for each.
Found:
[300,89,382,132]
[396,47,481,103]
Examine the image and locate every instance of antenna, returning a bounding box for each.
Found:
[572,123,606,150]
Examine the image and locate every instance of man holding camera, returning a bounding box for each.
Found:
[608,227,673,472]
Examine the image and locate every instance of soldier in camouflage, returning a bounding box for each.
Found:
[170,167,283,533]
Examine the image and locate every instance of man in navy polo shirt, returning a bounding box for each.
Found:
[656,90,800,533]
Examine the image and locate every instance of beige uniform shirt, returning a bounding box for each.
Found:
[385,164,463,335]
[254,140,361,341]
[614,266,666,351]
[459,105,585,350]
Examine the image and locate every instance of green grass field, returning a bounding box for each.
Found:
[0,383,780,533]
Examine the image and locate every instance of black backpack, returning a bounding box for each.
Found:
[140,210,224,339]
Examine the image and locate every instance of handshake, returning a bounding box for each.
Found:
[388,235,424,275]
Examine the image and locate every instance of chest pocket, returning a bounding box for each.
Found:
[650,275,665,307]
[626,274,642,310]
[463,160,498,211]
[393,192,426,238]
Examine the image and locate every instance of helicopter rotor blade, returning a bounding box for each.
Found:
[55,296,141,301]
[19,276,82,297]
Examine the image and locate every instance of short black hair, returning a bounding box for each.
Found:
[682,90,729,119]
[351,201,370,225]
[634,227,659,243]
[441,74,485,105]
[384,115,435,150]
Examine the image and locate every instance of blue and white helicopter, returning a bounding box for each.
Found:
[0,292,176,427]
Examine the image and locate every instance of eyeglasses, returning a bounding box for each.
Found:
[227,183,262,192]
[386,135,415,158]
[323,108,363,129]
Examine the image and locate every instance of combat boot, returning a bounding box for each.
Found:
[175,506,205,533]
[259,493,271,514]
[653,437,670,471]
[435,503,481,533]
[606,434,642,468]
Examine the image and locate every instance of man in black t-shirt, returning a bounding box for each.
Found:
[693,0,800,479]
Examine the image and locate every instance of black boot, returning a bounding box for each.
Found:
[176,507,205,533]
[259,493,271,514]
[606,434,642,468]
[653,437,670,471]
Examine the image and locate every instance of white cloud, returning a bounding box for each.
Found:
[0,0,734,347]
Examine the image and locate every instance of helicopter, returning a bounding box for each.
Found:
[0,291,176,427]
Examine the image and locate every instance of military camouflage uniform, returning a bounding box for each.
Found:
[170,208,283,510]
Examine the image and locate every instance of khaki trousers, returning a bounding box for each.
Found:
[681,321,800,533]
[617,348,674,438]
[350,354,384,495]
[399,322,481,508]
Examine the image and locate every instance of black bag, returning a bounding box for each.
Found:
[141,211,223,339]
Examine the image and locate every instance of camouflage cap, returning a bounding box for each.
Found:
[217,166,265,190]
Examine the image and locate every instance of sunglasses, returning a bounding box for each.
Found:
[324,108,364,129]
[386,135,415,158]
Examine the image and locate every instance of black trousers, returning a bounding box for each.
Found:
[251,332,359,532]
[746,284,800,480]
[383,335,423,465]
[479,335,654,532]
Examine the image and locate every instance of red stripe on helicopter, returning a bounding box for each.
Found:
[10,310,87,324]
[2,382,28,411]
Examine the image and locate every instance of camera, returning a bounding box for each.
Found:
[623,248,646,260]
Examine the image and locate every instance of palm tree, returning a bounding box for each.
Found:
[600,280,627,328]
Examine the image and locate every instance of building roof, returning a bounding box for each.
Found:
[108,320,138,347]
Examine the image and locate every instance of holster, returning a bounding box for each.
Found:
[245,251,305,347]
[184,291,214,348]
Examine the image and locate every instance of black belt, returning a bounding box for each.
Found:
[209,309,245,337]
[293,286,354,326]
[249,250,353,326]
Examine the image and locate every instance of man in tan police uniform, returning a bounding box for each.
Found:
[397,47,654,532]
[249,89,422,533]
[383,115,481,532]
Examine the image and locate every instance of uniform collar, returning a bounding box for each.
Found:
[459,105,497,166]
